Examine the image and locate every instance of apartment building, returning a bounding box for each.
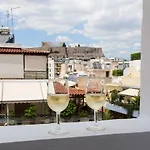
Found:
[109,57,129,70]
[0,44,50,79]
[26,42,104,77]
[48,58,55,79]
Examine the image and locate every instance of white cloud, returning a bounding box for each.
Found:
[55,36,72,43]
[119,51,129,54]
[69,43,87,47]
[134,42,141,47]
[0,0,142,58]
[71,29,84,35]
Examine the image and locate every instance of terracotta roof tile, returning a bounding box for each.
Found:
[0,47,50,54]
[54,82,85,95]
[69,88,85,96]
[54,82,68,94]
[23,49,50,54]
[87,88,101,93]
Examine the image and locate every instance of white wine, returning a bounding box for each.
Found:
[85,94,106,110]
[47,94,69,113]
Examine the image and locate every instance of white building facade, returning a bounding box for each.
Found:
[48,58,55,79]
[0,45,50,79]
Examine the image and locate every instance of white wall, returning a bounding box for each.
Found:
[129,60,141,71]
[123,68,130,76]
[123,60,141,77]
[25,55,47,71]
[59,63,67,78]
[0,54,24,78]
[140,0,150,116]
[122,77,140,88]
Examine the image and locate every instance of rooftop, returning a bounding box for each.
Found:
[0,35,10,43]
[69,88,85,96]
[0,47,50,54]
[51,81,85,95]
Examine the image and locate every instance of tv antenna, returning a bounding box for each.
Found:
[6,10,10,27]
[10,7,20,35]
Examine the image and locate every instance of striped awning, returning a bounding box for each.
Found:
[1,80,47,104]
[0,80,84,104]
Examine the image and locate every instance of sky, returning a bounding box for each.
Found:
[0,0,142,59]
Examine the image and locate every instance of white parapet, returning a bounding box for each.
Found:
[140,0,150,117]
[0,43,22,48]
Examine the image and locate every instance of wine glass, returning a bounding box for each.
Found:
[85,77,106,131]
[47,78,70,135]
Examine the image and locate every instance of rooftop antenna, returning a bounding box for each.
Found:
[6,10,10,27]
[0,16,5,27]
[10,7,20,35]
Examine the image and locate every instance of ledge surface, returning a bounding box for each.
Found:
[1,117,150,144]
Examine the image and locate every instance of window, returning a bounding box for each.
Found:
[106,71,109,77]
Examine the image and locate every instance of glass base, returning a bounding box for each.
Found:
[48,128,69,135]
[86,125,105,131]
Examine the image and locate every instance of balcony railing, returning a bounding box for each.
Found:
[105,102,139,117]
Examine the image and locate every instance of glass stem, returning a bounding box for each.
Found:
[56,112,61,129]
[94,110,98,126]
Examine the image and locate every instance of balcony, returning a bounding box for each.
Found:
[0,117,150,149]
[0,0,150,149]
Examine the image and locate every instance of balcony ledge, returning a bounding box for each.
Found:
[1,116,150,144]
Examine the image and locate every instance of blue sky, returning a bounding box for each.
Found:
[0,0,142,59]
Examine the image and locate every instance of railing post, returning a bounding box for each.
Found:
[6,103,9,124]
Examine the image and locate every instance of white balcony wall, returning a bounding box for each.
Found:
[0,54,24,78]
[140,0,150,117]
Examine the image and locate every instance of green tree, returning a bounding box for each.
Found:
[131,91,140,110]
[79,110,88,117]
[61,101,77,117]
[103,110,113,120]
[110,90,140,118]
[9,111,15,118]
[112,69,123,76]
[110,89,120,103]
[131,52,141,60]
[24,105,37,119]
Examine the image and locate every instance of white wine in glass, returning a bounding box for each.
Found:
[47,78,70,135]
[85,77,106,131]
[86,94,106,110]
[47,94,69,113]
